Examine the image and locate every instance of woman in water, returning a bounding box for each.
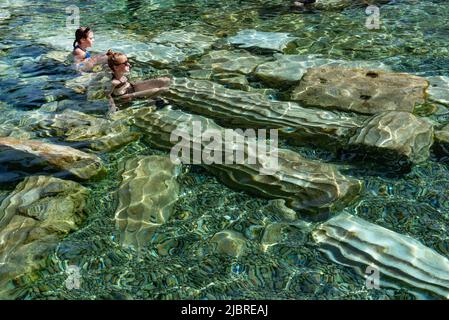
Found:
[106,49,170,112]
[72,26,107,71]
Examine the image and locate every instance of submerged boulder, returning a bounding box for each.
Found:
[195,49,268,75]
[0,137,105,182]
[0,123,34,140]
[0,9,11,20]
[348,111,434,164]
[0,175,88,299]
[41,50,71,64]
[291,67,429,115]
[227,29,297,52]
[211,230,247,257]
[164,78,434,165]
[435,124,449,144]
[34,110,141,152]
[313,0,390,11]
[152,29,217,51]
[434,124,449,156]
[115,156,180,248]
[313,212,449,299]
[426,76,449,106]
[133,106,362,213]
[254,54,390,87]
[163,77,364,149]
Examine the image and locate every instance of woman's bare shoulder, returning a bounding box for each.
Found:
[111,79,121,86]
[73,48,86,59]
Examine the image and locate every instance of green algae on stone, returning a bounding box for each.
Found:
[0,175,88,299]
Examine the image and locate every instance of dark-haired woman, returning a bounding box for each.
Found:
[72,27,107,71]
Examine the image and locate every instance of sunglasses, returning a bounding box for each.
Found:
[114,60,131,67]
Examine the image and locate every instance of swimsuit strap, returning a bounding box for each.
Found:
[75,45,91,59]
[113,76,129,89]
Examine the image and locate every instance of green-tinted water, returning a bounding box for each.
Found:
[0,0,448,300]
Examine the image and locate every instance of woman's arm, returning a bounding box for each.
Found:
[108,83,119,114]
[73,50,92,70]
[120,87,168,100]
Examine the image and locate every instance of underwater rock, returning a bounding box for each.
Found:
[65,72,99,94]
[291,67,428,115]
[134,106,362,213]
[312,212,449,299]
[136,43,194,66]
[313,0,390,11]
[65,71,112,101]
[313,0,352,10]
[40,99,108,114]
[41,51,71,64]
[35,110,141,152]
[0,9,11,20]
[211,230,247,257]
[435,124,449,144]
[114,156,180,248]
[426,76,449,106]
[0,175,88,299]
[0,137,105,182]
[163,77,364,149]
[254,54,390,87]
[0,0,30,9]
[214,73,250,90]
[435,124,449,156]
[264,199,297,221]
[196,50,268,75]
[0,123,34,140]
[348,111,434,164]
[151,29,217,51]
[227,29,297,52]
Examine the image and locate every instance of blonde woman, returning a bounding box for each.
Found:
[106,49,170,112]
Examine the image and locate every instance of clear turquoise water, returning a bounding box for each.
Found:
[0,0,448,300]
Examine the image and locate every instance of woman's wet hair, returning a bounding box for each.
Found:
[73,27,91,49]
[106,49,128,71]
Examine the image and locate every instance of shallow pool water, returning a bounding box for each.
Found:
[0,0,448,300]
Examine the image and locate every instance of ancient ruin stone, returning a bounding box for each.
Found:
[0,137,105,182]
[227,29,297,52]
[133,106,363,213]
[254,54,390,87]
[313,212,449,299]
[0,175,88,299]
[115,156,180,248]
[348,111,434,164]
[291,67,428,115]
